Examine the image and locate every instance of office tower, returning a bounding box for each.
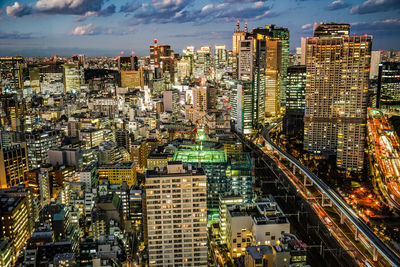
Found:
[370,51,382,79]
[176,60,190,83]
[80,128,103,148]
[25,130,62,169]
[98,162,137,187]
[264,40,282,116]
[193,46,212,79]
[78,163,98,191]
[0,238,12,267]
[378,62,400,111]
[29,65,41,93]
[130,140,149,169]
[0,196,30,263]
[63,64,82,93]
[304,23,372,172]
[163,90,179,115]
[0,57,23,95]
[284,66,306,138]
[120,68,144,89]
[0,185,38,237]
[253,25,290,107]
[118,56,138,71]
[48,148,83,169]
[115,129,131,149]
[238,38,266,127]
[129,185,143,232]
[225,153,253,201]
[150,39,175,82]
[232,21,249,79]
[0,143,29,188]
[215,45,227,68]
[145,162,207,266]
[0,94,24,131]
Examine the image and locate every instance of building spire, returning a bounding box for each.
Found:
[236,20,240,32]
[245,22,248,32]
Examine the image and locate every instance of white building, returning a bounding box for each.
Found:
[226,199,290,259]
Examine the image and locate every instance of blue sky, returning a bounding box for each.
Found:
[0,0,399,57]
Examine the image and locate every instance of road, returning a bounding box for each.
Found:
[262,119,400,267]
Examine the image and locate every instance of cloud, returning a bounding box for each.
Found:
[70,23,137,36]
[5,0,108,17]
[70,24,101,35]
[6,2,32,17]
[0,31,33,39]
[129,0,194,24]
[212,2,277,22]
[301,23,312,30]
[325,0,350,11]
[74,4,115,21]
[351,18,400,34]
[35,0,104,15]
[350,0,400,14]
[224,0,268,2]
[120,1,141,13]
[151,0,189,10]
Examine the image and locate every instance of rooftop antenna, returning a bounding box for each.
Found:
[245,22,248,32]
[236,20,240,32]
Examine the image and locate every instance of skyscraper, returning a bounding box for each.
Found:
[264,40,282,117]
[0,57,23,95]
[63,63,82,93]
[232,21,249,79]
[215,45,227,68]
[238,38,266,128]
[0,143,29,188]
[284,65,306,138]
[145,162,207,266]
[303,23,372,172]
[253,25,290,109]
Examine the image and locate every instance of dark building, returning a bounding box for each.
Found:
[284,65,306,138]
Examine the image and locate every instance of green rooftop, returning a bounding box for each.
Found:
[173,149,227,163]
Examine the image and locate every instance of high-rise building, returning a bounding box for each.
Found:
[232,21,249,79]
[150,40,175,82]
[284,66,306,138]
[118,56,138,71]
[63,64,82,93]
[98,161,137,187]
[0,94,24,131]
[378,62,400,111]
[193,47,212,79]
[145,162,207,266]
[215,45,227,68]
[0,57,23,95]
[0,196,30,263]
[303,23,372,172]
[370,51,382,79]
[264,40,282,117]
[0,143,29,188]
[238,38,266,127]
[120,68,144,89]
[25,130,62,169]
[253,25,290,108]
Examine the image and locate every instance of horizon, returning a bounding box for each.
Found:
[1,0,400,57]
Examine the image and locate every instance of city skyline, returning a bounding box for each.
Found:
[1,0,400,56]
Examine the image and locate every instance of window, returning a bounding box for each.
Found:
[265,232,270,236]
